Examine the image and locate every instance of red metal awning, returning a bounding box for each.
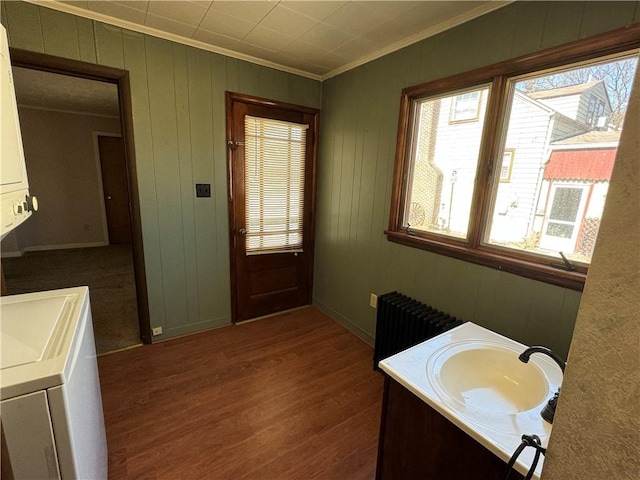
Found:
[544,149,616,181]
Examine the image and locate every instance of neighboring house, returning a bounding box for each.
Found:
[528,80,612,128]
[408,79,617,261]
[539,130,619,258]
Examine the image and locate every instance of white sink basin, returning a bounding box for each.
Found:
[427,341,550,417]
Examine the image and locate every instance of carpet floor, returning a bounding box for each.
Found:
[2,244,141,354]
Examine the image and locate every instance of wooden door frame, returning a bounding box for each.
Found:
[9,48,152,343]
[225,92,320,324]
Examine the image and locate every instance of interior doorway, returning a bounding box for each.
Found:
[1,49,150,351]
[226,92,319,323]
[98,135,132,244]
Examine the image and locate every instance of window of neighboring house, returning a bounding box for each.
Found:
[499,149,515,182]
[387,27,639,290]
[586,95,606,125]
[449,91,482,122]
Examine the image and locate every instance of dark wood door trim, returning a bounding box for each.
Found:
[226,91,320,324]
[8,48,152,343]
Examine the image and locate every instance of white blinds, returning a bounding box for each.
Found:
[244,115,308,255]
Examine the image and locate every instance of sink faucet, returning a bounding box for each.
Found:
[518,346,566,424]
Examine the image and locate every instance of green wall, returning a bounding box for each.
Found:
[3,1,638,355]
[1,1,321,339]
[314,1,640,358]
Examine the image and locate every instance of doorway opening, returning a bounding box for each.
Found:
[0,49,150,353]
[226,92,319,323]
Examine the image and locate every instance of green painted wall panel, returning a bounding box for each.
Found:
[210,52,231,324]
[94,22,124,69]
[145,36,190,332]
[171,43,200,329]
[580,1,638,38]
[40,8,80,60]
[6,3,320,340]
[76,16,97,63]
[5,1,44,52]
[210,51,236,327]
[186,47,218,326]
[315,1,639,358]
[510,1,547,58]
[121,30,167,333]
[1,3,8,29]
[540,2,586,50]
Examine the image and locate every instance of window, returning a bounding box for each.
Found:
[449,91,482,122]
[244,115,307,254]
[387,27,639,290]
[586,95,606,125]
[499,149,514,182]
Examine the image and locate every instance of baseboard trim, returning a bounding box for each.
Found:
[1,241,110,258]
[313,297,374,346]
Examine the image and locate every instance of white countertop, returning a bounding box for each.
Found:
[379,322,563,480]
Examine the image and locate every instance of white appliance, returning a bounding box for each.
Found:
[0,23,37,239]
[0,287,108,479]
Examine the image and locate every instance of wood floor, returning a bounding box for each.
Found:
[98,307,384,479]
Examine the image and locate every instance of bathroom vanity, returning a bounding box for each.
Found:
[376,323,562,480]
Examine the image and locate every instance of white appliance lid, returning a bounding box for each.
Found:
[0,287,89,400]
[1,296,67,369]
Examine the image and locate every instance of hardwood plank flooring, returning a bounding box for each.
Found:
[98,307,384,479]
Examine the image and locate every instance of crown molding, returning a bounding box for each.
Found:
[26,0,512,83]
[25,0,322,81]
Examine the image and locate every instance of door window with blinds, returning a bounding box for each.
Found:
[244,115,308,255]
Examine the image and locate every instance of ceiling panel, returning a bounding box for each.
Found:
[35,0,510,79]
[146,0,208,26]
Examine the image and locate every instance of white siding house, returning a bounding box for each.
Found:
[407,79,617,262]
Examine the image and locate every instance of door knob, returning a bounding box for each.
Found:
[106,195,112,200]
[239,228,247,235]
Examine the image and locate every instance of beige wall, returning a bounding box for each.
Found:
[1,107,121,255]
[541,65,640,479]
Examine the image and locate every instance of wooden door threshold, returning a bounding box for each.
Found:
[236,305,312,325]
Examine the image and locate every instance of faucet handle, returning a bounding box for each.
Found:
[541,388,561,424]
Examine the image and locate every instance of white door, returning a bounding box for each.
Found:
[540,183,589,253]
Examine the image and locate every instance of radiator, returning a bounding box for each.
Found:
[373,292,464,370]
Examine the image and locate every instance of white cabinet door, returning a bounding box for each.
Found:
[1,390,61,479]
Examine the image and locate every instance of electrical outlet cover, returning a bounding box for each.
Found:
[195,183,211,197]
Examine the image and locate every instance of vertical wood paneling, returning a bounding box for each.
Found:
[210,52,231,324]
[580,1,638,38]
[1,2,8,30]
[122,30,167,332]
[315,1,637,357]
[145,37,189,332]
[94,22,125,69]
[476,5,519,65]
[540,2,586,49]
[76,16,97,63]
[187,47,218,325]
[40,8,80,60]
[5,1,44,52]
[510,1,547,58]
[226,57,239,92]
[172,43,199,328]
[7,3,321,341]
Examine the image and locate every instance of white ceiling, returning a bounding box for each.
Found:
[14,67,120,116]
[32,0,509,80]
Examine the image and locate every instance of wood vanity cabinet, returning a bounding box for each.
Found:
[376,376,525,480]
